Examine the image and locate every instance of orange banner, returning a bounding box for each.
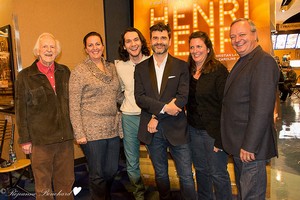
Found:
[134,0,272,69]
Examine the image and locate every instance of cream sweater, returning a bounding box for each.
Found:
[115,55,149,115]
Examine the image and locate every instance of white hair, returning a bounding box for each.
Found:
[32,33,62,58]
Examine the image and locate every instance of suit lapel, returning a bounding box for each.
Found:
[148,57,160,99]
[224,46,262,96]
[159,55,173,97]
[224,56,250,95]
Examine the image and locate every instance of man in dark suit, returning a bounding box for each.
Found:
[221,18,280,199]
[134,22,196,200]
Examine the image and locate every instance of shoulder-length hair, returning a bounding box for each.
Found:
[188,31,219,74]
[118,27,150,62]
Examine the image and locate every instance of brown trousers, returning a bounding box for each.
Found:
[31,140,75,200]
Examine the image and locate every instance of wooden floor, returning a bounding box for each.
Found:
[139,146,271,198]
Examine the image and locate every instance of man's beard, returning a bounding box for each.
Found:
[152,44,168,55]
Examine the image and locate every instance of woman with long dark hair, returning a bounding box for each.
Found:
[186,31,232,200]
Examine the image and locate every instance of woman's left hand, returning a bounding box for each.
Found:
[77,137,87,145]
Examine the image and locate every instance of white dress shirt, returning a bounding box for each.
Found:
[153,54,168,93]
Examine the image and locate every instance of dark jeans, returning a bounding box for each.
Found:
[233,157,268,200]
[189,126,232,200]
[146,126,196,200]
[280,83,293,101]
[81,137,120,200]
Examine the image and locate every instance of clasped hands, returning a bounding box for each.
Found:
[164,98,182,116]
[147,98,181,134]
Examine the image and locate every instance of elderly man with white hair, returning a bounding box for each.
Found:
[15,33,74,200]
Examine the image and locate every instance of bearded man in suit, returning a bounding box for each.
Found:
[134,22,196,200]
[221,18,280,200]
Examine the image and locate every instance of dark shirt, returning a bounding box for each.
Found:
[187,62,228,148]
[187,77,205,130]
[285,69,297,84]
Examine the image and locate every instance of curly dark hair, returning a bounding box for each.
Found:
[188,31,219,75]
[118,27,150,62]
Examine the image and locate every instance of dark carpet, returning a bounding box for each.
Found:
[0,153,235,200]
[0,154,164,200]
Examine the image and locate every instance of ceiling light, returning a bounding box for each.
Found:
[280,0,295,12]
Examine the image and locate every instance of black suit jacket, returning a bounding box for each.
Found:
[221,46,280,159]
[134,54,189,145]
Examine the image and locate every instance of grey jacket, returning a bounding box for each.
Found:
[15,60,73,145]
[221,46,279,159]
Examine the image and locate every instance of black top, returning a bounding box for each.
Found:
[187,62,228,148]
[187,77,205,130]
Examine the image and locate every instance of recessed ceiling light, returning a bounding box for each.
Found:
[280,0,295,12]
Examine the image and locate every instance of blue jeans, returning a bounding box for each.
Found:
[189,126,232,200]
[122,114,145,199]
[233,157,268,200]
[146,126,196,200]
[81,137,120,200]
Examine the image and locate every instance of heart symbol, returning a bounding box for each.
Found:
[73,187,82,196]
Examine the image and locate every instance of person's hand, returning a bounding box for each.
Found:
[77,137,87,145]
[274,113,279,123]
[147,118,158,134]
[21,143,32,154]
[240,148,255,162]
[213,146,221,152]
[164,98,182,116]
